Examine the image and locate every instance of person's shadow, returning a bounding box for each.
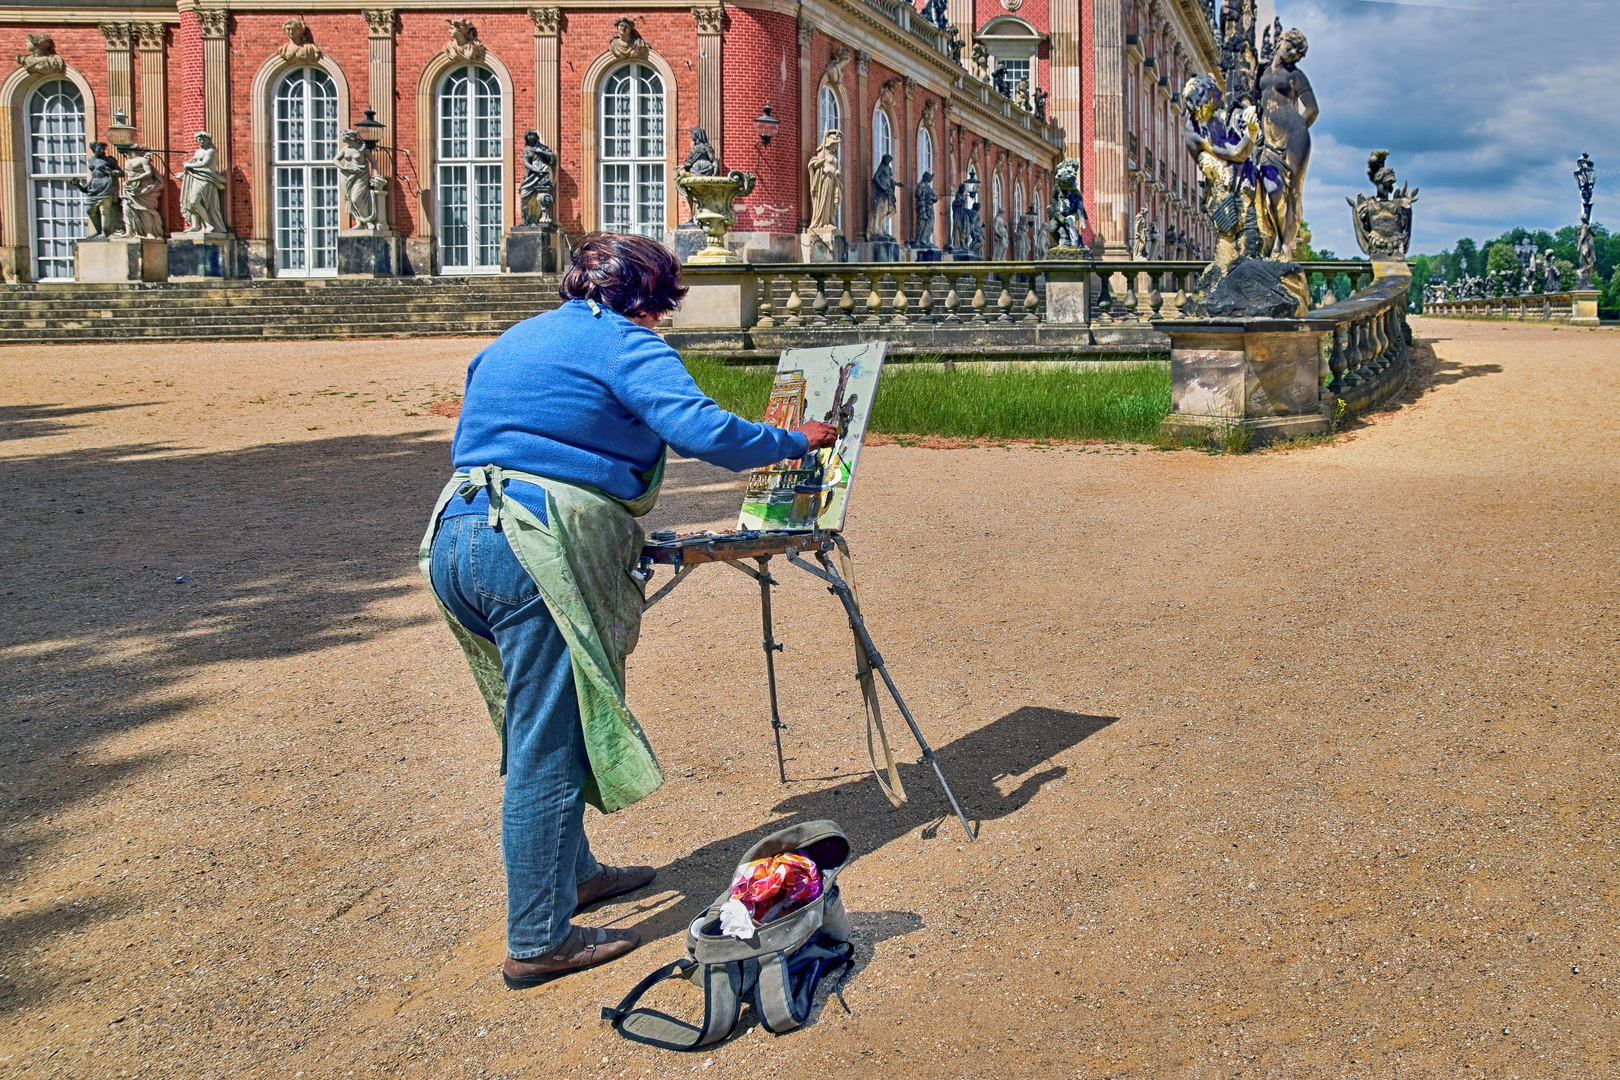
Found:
[591,705,1115,945]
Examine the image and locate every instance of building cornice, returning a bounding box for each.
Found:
[0,5,178,22]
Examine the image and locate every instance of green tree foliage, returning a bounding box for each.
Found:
[1486,242,1520,292]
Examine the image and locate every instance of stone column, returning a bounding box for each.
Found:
[133,23,168,152]
[693,6,724,165]
[363,11,395,188]
[198,8,231,229]
[852,49,869,243]
[796,17,814,229]
[899,77,914,245]
[100,23,133,124]
[1092,0,1128,254]
[1047,0,1080,146]
[530,8,561,152]
[939,106,953,247]
[946,0,973,67]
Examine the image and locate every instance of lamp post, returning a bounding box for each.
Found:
[1575,152,1595,222]
[355,108,387,151]
[754,104,779,149]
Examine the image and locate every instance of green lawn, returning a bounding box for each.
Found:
[683,356,1172,444]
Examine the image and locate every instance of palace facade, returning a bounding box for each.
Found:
[0,0,1212,281]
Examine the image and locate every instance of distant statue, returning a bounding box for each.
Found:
[278,18,322,64]
[993,213,1010,260]
[991,63,1011,98]
[118,148,165,239]
[16,33,66,75]
[681,127,718,177]
[179,131,229,235]
[1014,76,1032,113]
[1577,222,1597,290]
[807,130,843,233]
[1545,250,1562,294]
[1016,205,1036,260]
[1034,87,1048,123]
[945,26,964,65]
[334,129,386,229]
[920,0,949,32]
[869,152,900,238]
[1148,221,1161,259]
[70,142,123,237]
[1255,27,1317,260]
[912,171,938,247]
[1045,158,1086,251]
[971,41,990,80]
[1348,149,1417,260]
[1132,209,1149,260]
[950,184,970,250]
[519,130,557,226]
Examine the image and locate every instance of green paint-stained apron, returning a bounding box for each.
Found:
[418,456,666,814]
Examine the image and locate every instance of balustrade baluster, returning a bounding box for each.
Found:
[995,273,1014,321]
[916,273,935,322]
[755,276,776,329]
[891,274,910,325]
[971,273,988,321]
[943,275,961,322]
[811,275,830,324]
[1147,271,1164,320]
[1328,323,1348,393]
[865,274,883,324]
[1022,274,1041,322]
[1093,272,1113,325]
[1163,271,1186,319]
[783,275,805,326]
[837,275,856,322]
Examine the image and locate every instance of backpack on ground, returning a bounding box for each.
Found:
[601,820,854,1049]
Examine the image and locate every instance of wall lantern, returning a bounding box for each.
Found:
[355,108,387,150]
[754,104,780,149]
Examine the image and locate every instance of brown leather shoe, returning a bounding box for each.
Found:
[502,925,642,989]
[574,864,657,912]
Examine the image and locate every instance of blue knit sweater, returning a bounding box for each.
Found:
[445,299,806,517]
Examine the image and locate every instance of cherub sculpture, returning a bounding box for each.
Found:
[1181,73,1259,271]
[1044,157,1086,251]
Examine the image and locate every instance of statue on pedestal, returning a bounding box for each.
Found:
[991,63,1011,98]
[118,148,165,239]
[971,42,990,81]
[993,213,1010,260]
[179,131,229,236]
[1132,209,1149,260]
[519,130,558,226]
[920,0,949,31]
[869,152,900,239]
[945,26,964,66]
[1545,250,1562,294]
[1034,87,1048,123]
[1349,150,1417,260]
[807,131,842,233]
[911,171,938,247]
[1577,222,1597,290]
[1044,157,1086,253]
[1255,27,1316,260]
[335,130,387,230]
[70,142,123,238]
[1014,77,1032,113]
[1016,205,1036,260]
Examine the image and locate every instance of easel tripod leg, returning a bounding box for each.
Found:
[756,555,788,783]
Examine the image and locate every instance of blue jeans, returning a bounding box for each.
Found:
[428,512,602,958]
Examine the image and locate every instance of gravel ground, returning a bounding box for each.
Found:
[1,317,1615,1079]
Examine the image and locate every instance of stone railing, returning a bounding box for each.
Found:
[1160,260,1413,446]
[665,258,1373,358]
[1422,290,1601,327]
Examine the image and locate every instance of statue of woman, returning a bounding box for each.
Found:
[118,148,164,239]
[70,141,123,237]
[993,213,1010,260]
[519,130,557,225]
[1255,28,1317,260]
[950,184,968,250]
[334,130,384,229]
[912,171,938,247]
[179,132,229,235]
[869,152,899,238]
[807,130,842,233]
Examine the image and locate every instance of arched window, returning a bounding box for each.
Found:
[273,67,340,275]
[438,65,504,273]
[979,16,1042,96]
[993,173,1004,216]
[872,108,892,167]
[1015,181,1026,216]
[27,80,86,280]
[600,62,665,240]
[915,125,933,182]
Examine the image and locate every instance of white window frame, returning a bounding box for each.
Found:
[27,79,87,281]
[599,62,666,242]
[273,67,340,277]
[437,65,505,274]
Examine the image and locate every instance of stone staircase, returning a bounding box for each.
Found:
[0,275,564,343]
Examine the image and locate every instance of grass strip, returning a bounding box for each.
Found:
[683,355,1172,444]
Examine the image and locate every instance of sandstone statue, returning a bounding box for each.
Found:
[70,142,123,238]
[993,213,1010,260]
[807,130,843,234]
[1255,27,1316,260]
[869,152,899,239]
[1044,158,1086,251]
[1348,149,1417,260]
[335,130,387,229]
[519,130,558,226]
[179,132,229,236]
[912,171,938,247]
[118,149,165,239]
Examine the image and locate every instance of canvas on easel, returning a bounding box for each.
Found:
[738,342,886,533]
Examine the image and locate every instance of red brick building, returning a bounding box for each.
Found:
[0,0,1210,280]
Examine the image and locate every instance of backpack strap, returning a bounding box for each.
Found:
[601,959,744,1050]
[751,938,856,1035]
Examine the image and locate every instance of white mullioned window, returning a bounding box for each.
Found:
[916,125,933,181]
[27,80,87,280]
[438,65,504,273]
[600,63,665,241]
[273,67,340,275]
[872,107,892,166]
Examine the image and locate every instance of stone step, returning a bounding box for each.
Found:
[0,322,521,343]
[0,300,551,319]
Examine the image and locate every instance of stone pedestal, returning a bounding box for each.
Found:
[905,243,943,263]
[1570,288,1601,327]
[75,238,168,282]
[945,247,981,262]
[672,222,707,265]
[861,237,901,262]
[167,234,243,279]
[1160,325,1328,447]
[1042,265,1091,324]
[338,230,402,277]
[504,225,564,274]
[666,268,756,329]
[799,229,846,263]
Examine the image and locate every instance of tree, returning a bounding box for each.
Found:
[1486,242,1519,293]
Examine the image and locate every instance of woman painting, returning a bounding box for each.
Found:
[1256,28,1317,260]
[421,233,835,989]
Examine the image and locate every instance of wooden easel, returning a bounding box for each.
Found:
[640,530,976,841]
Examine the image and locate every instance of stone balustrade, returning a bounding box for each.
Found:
[1422,290,1601,327]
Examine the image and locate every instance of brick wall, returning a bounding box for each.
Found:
[721,8,797,234]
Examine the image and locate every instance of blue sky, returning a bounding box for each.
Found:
[1267,0,1620,257]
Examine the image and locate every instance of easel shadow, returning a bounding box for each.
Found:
[596,706,1116,949]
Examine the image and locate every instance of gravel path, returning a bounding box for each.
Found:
[1,318,1615,1079]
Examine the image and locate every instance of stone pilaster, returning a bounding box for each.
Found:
[693,6,723,165]
[899,77,914,244]
[133,23,167,152]
[100,22,133,126]
[1047,0,1080,149]
[1092,0,1128,254]
[529,7,561,153]
[853,49,869,241]
[796,17,814,229]
[363,10,395,188]
[198,7,231,229]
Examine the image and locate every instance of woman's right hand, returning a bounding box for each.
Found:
[795,421,838,450]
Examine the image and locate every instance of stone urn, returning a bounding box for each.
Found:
[675,169,757,265]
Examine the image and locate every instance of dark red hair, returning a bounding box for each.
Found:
[559,232,687,318]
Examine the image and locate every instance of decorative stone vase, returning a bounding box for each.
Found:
[675,170,756,265]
